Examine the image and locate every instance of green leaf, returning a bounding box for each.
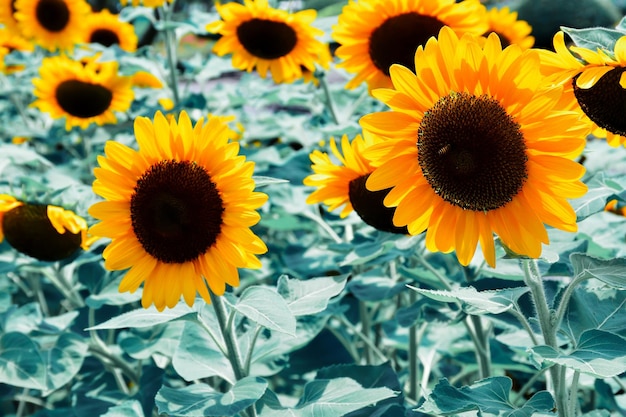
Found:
[172,321,235,384]
[85,303,195,330]
[155,376,267,417]
[571,173,625,221]
[562,26,623,53]
[528,329,626,378]
[259,377,396,417]
[85,275,143,308]
[570,253,626,289]
[233,286,296,336]
[277,274,347,316]
[101,400,145,417]
[253,176,290,187]
[348,275,407,301]
[408,286,529,315]
[417,377,554,416]
[0,332,88,394]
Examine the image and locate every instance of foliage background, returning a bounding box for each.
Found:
[0,0,625,416]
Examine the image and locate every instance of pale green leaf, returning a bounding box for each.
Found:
[85,302,195,330]
[408,286,529,315]
[233,286,296,336]
[277,274,347,316]
[570,253,626,289]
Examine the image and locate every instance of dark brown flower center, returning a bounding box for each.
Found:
[349,174,408,234]
[573,67,626,137]
[130,160,224,264]
[90,29,120,47]
[36,0,70,32]
[236,18,297,60]
[418,92,528,211]
[2,204,82,261]
[55,80,113,118]
[369,12,445,76]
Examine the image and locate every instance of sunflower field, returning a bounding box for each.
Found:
[0,0,625,416]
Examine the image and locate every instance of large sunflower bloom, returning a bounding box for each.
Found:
[82,9,137,52]
[0,194,95,261]
[304,134,407,234]
[14,0,90,51]
[32,55,134,130]
[89,111,268,311]
[361,27,589,267]
[483,6,534,50]
[332,0,489,91]
[206,0,330,84]
[539,31,626,147]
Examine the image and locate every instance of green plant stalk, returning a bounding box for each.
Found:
[408,290,420,401]
[161,1,180,106]
[468,314,491,379]
[359,301,373,365]
[317,71,340,124]
[522,259,568,417]
[568,370,580,416]
[208,290,257,417]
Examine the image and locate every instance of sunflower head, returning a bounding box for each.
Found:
[14,0,91,51]
[483,7,534,50]
[206,0,330,84]
[0,194,94,261]
[360,27,589,266]
[539,31,626,147]
[332,0,489,91]
[304,134,408,234]
[32,55,134,130]
[83,9,138,52]
[89,111,268,311]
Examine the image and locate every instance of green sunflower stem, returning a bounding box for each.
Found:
[161,1,181,107]
[209,290,258,417]
[317,70,340,124]
[522,258,568,417]
[408,289,420,402]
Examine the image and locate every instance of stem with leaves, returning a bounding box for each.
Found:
[208,290,257,417]
[160,1,180,106]
[521,259,569,417]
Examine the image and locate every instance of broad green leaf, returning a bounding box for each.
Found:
[562,26,623,54]
[85,302,195,330]
[155,376,267,416]
[118,322,185,361]
[348,276,407,301]
[0,332,88,394]
[561,287,626,342]
[408,286,529,315]
[528,329,626,378]
[277,274,347,316]
[172,321,235,384]
[417,376,554,417]
[571,173,625,221]
[259,377,396,417]
[233,286,296,336]
[101,400,145,417]
[570,253,626,289]
[86,275,143,308]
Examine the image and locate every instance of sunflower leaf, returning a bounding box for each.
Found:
[571,172,625,221]
[155,376,267,417]
[233,286,297,336]
[253,176,290,187]
[528,329,626,378]
[277,274,347,316]
[85,302,195,330]
[407,286,529,315]
[417,377,554,416]
[570,253,626,289]
[561,26,624,52]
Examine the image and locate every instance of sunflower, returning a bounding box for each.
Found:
[82,9,137,52]
[360,27,589,267]
[14,0,90,51]
[89,111,268,311]
[304,134,407,234]
[483,7,534,50]
[332,0,489,91]
[0,27,33,73]
[119,0,171,7]
[0,194,94,261]
[539,31,626,147]
[32,55,134,130]
[0,0,20,33]
[206,0,330,84]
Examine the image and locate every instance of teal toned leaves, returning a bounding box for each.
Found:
[85,303,195,330]
[0,332,88,394]
[417,377,554,416]
[529,329,626,378]
[232,286,296,335]
[562,26,624,54]
[277,274,347,316]
[570,253,626,289]
[408,286,529,315]
[155,376,268,417]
